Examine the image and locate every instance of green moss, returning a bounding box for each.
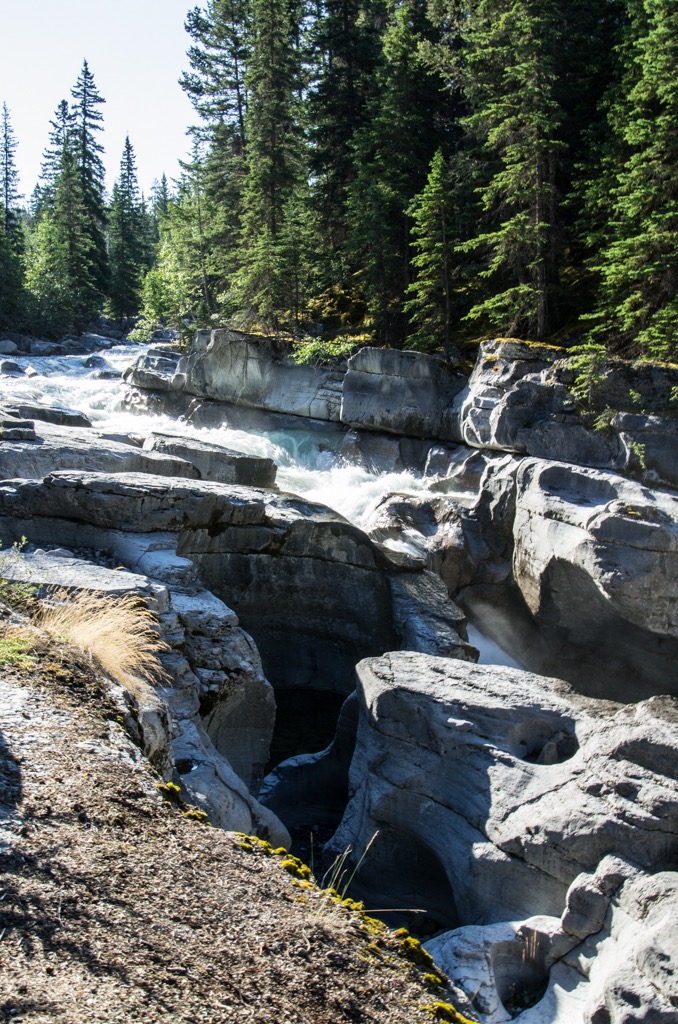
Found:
[183,808,210,824]
[421,1000,478,1023]
[157,781,183,805]
[280,856,312,881]
[393,928,436,969]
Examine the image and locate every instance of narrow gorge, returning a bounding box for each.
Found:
[1,329,676,1024]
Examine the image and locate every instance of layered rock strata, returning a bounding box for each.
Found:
[3,549,286,842]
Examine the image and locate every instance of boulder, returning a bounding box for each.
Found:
[0,340,18,355]
[326,653,678,935]
[123,348,181,392]
[1,403,92,428]
[426,859,678,1024]
[510,459,678,699]
[341,347,466,439]
[183,329,345,421]
[142,431,277,487]
[0,360,24,376]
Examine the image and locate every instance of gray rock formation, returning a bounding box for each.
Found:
[327,652,677,932]
[0,469,473,699]
[427,858,678,1024]
[142,431,277,487]
[182,329,345,421]
[453,339,678,489]
[2,548,286,843]
[341,347,466,439]
[510,458,678,699]
[362,453,678,700]
[0,420,200,481]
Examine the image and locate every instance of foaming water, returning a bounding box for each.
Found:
[4,344,429,528]
[277,464,425,528]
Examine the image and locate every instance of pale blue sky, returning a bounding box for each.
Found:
[2,0,201,199]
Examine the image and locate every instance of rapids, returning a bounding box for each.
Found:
[4,342,521,667]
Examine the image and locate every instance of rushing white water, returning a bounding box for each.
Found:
[3,342,521,667]
[3,344,429,528]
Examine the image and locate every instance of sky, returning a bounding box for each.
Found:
[1,0,201,200]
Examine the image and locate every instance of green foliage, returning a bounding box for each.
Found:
[107,137,146,321]
[566,342,608,407]
[0,103,25,329]
[455,0,566,340]
[0,634,37,671]
[405,149,458,354]
[292,334,366,366]
[587,0,678,361]
[2,2,676,360]
[346,0,454,345]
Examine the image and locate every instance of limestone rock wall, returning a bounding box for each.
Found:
[326,652,678,1022]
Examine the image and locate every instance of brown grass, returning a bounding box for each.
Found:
[36,589,169,701]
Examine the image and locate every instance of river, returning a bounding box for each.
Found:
[3,341,520,668]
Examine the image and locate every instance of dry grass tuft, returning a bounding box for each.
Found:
[37,589,169,702]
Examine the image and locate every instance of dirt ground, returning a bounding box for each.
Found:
[0,621,472,1024]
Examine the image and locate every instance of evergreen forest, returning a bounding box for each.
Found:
[1,0,677,364]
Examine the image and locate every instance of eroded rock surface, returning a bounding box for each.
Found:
[327,653,678,933]
[453,339,678,489]
[181,329,345,421]
[427,858,678,1024]
[0,421,200,481]
[341,347,466,439]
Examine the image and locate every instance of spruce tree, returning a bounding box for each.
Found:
[34,100,74,216]
[589,0,678,360]
[108,137,145,321]
[1,102,22,235]
[306,0,381,262]
[234,0,304,325]
[0,102,25,328]
[182,0,251,155]
[404,149,458,354]
[71,60,108,302]
[26,137,94,333]
[456,0,566,340]
[181,0,254,314]
[346,0,453,344]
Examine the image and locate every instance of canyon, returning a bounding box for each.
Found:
[1,329,676,1023]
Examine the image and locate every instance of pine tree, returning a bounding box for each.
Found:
[306,0,382,262]
[182,0,251,155]
[589,0,678,360]
[71,60,108,301]
[34,99,74,216]
[108,137,145,321]
[1,102,22,235]
[181,0,254,314]
[25,137,94,333]
[456,0,566,340]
